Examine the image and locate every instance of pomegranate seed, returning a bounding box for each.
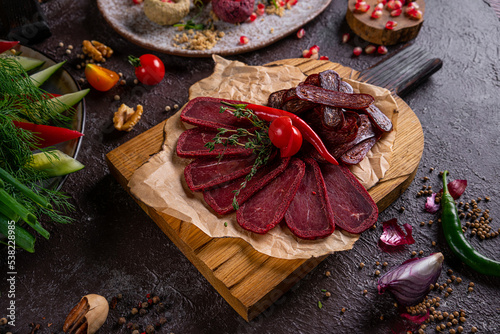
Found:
[240,36,249,45]
[342,33,351,43]
[377,46,388,54]
[377,0,386,4]
[248,12,257,22]
[391,9,402,16]
[309,45,320,54]
[288,0,298,4]
[386,0,401,10]
[407,8,423,19]
[353,46,362,56]
[257,3,265,15]
[133,0,143,4]
[148,299,153,304]
[297,28,305,39]
[407,2,419,9]
[354,2,370,13]
[385,20,397,30]
[365,45,376,54]
[371,10,382,19]
[146,294,151,298]
[302,49,312,58]
[375,3,384,10]
[319,56,329,60]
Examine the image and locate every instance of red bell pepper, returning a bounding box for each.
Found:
[13,121,83,148]
[0,41,19,54]
[243,103,339,165]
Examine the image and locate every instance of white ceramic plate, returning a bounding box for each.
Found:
[97,0,332,57]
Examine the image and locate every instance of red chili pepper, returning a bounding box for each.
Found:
[13,121,83,148]
[0,40,19,54]
[245,104,338,165]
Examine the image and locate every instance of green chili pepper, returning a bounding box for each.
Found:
[441,171,500,276]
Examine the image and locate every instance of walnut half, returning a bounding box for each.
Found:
[113,104,144,132]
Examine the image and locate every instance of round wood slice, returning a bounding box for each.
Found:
[346,0,425,46]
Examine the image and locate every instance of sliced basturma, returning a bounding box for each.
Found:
[319,70,344,130]
[267,89,288,109]
[180,97,253,130]
[320,163,378,234]
[237,158,305,234]
[176,128,253,158]
[184,155,257,191]
[329,115,376,158]
[284,158,335,239]
[203,157,290,215]
[363,104,393,133]
[295,84,374,110]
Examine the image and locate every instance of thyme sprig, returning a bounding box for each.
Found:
[204,103,274,210]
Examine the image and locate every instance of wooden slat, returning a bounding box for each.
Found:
[105,59,424,321]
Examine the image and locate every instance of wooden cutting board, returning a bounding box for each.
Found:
[105,59,424,321]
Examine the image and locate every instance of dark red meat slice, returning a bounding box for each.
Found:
[176,128,253,158]
[237,158,305,234]
[184,155,256,191]
[304,73,320,86]
[284,158,335,240]
[340,81,354,94]
[203,157,290,215]
[363,104,393,133]
[340,137,378,165]
[295,85,374,110]
[318,70,344,130]
[320,163,378,234]
[305,111,359,146]
[283,98,317,115]
[267,89,288,109]
[329,115,376,158]
[180,97,253,130]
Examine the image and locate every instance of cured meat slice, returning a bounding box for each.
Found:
[340,81,354,94]
[203,157,290,215]
[176,128,253,158]
[318,70,345,130]
[364,104,393,133]
[184,155,257,191]
[237,158,305,234]
[180,97,253,130]
[295,85,374,110]
[329,115,376,158]
[305,111,359,146]
[284,158,335,240]
[267,89,288,109]
[283,98,317,115]
[320,163,378,234]
[340,137,378,165]
[304,73,320,86]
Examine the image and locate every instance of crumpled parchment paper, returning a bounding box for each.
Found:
[128,56,398,259]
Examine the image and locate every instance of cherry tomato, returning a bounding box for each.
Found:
[268,116,303,157]
[84,64,119,92]
[280,126,302,158]
[269,116,293,148]
[128,54,165,85]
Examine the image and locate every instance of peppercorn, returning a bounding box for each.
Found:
[363,289,368,294]
[142,301,149,308]
[139,308,147,316]
[449,329,456,334]
[325,271,331,277]
[159,317,167,325]
[325,291,331,298]
[471,327,477,333]
[359,262,365,269]
[0,318,7,325]
[132,330,140,334]
[153,296,160,304]
[146,324,155,333]
[375,270,380,276]
[459,317,466,323]
[412,251,417,256]
[457,326,463,333]
[118,317,126,325]
[383,262,388,267]
[341,307,346,313]
[131,308,139,315]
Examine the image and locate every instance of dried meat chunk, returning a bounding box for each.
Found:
[320,163,378,234]
[304,73,320,86]
[180,97,253,130]
[267,89,288,109]
[340,81,354,94]
[304,111,359,147]
[184,155,256,191]
[237,158,305,234]
[176,128,253,158]
[318,70,341,91]
[340,137,377,165]
[203,157,290,215]
[296,84,374,110]
[283,98,317,115]
[363,104,393,132]
[319,70,345,130]
[329,115,376,158]
[284,158,335,240]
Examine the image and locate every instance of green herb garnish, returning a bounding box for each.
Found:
[0,57,76,252]
[318,301,323,309]
[204,103,274,211]
[173,0,206,31]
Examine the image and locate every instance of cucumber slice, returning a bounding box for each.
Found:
[0,54,45,71]
[28,150,84,178]
[29,61,66,87]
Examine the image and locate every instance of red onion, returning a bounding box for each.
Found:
[379,218,415,247]
[425,193,440,213]
[377,253,444,306]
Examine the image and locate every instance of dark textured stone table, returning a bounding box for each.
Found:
[1,0,499,333]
